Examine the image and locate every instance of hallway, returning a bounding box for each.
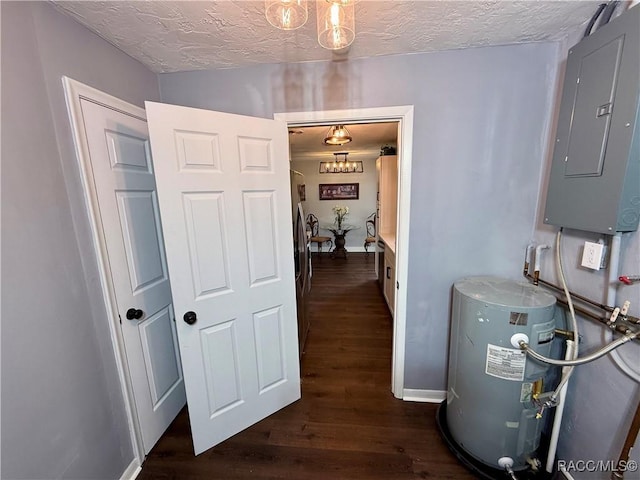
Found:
[139,253,474,479]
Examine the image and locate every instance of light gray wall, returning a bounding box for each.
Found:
[159,42,561,390]
[291,157,378,250]
[1,2,160,478]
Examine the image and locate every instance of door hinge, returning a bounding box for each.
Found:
[119,314,122,325]
[396,281,399,290]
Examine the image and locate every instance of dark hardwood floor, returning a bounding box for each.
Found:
[139,253,475,479]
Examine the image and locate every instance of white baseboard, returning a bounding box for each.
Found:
[310,246,370,254]
[120,459,142,480]
[402,389,447,403]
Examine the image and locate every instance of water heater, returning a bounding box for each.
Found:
[445,276,557,472]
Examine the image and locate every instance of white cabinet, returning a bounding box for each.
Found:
[376,155,398,237]
[377,154,398,315]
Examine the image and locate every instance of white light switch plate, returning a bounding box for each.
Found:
[581,241,604,270]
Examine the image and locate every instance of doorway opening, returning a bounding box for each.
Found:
[275,106,414,398]
[288,121,397,255]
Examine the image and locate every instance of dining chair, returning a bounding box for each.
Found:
[306,214,332,257]
[364,212,376,256]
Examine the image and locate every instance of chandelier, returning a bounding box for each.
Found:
[323,125,352,145]
[265,0,356,50]
[319,152,363,174]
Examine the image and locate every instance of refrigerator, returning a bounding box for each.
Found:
[290,170,311,357]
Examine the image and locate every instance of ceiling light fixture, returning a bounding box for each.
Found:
[316,0,355,50]
[264,0,355,50]
[323,124,352,145]
[319,152,363,174]
[265,0,308,30]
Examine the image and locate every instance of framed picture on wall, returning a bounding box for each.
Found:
[319,183,359,200]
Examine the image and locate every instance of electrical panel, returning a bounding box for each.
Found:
[544,6,639,234]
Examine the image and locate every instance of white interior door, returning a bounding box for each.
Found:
[80,99,186,453]
[145,101,301,455]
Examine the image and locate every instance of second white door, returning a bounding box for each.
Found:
[79,96,186,454]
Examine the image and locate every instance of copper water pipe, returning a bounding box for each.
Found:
[612,397,640,480]
[542,278,640,325]
[522,262,640,324]
[527,272,615,312]
[523,259,614,311]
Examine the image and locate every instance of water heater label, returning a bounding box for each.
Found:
[485,344,526,381]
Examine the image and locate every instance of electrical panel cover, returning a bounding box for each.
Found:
[544,6,639,234]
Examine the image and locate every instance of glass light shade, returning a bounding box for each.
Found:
[316,0,355,50]
[265,0,308,30]
[323,125,352,145]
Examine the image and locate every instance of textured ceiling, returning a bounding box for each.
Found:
[52,1,603,74]
[51,1,605,160]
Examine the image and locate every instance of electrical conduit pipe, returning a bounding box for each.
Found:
[546,340,576,473]
[545,232,579,473]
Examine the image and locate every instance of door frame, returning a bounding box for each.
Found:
[275,106,414,398]
[63,77,146,473]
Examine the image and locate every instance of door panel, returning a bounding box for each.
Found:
[175,130,222,171]
[115,190,167,292]
[80,99,186,454]
[243,191,279,283]
[146,102,300,455]
[139,307,181,405]
[253,306,287,392]
[238,136,273,171]
[106,130,152,172]
[200,320,243,415]
[182,193,231,297]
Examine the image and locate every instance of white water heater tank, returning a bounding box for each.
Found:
[446,276,557,470]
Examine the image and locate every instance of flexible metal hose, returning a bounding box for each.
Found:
[520,331,637,366]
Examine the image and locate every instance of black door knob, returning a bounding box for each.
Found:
[126,308,144,320]
[183,311,197,325]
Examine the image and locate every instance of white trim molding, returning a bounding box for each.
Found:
[62,77,146,467]
[119,459,142,480]
[402,389,447,403]
[275,106,414,399]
